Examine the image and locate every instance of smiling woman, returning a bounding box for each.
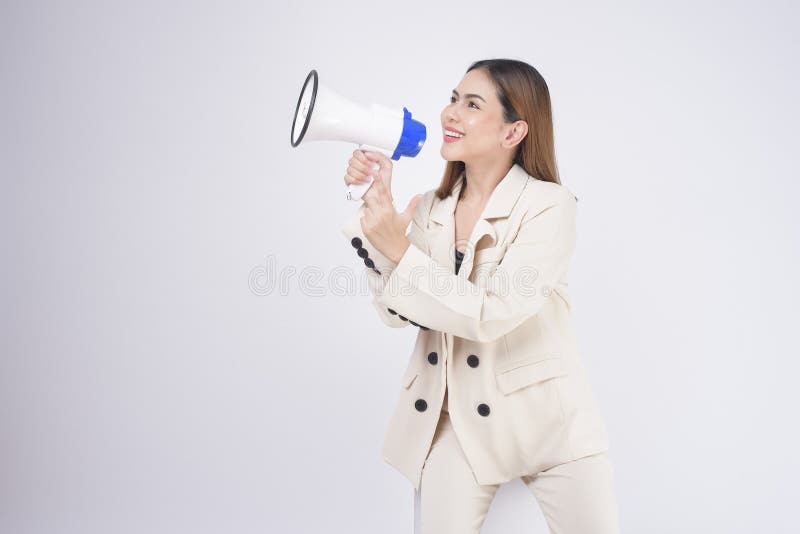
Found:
[340,58,618,534]
[438,59,563,205]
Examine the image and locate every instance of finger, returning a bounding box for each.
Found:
[361,150,388,164]
[363,182,387,212]
[361,184,376,209]
[368,171,390,200]
[346,159,374,181]
[354,149,381,172]
[350,158,378,177]
[345,170,372,185]
[356,158,382,175]
[361,150,386,170]
[400,194,423,226]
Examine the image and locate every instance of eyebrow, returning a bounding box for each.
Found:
[452,89,486,103]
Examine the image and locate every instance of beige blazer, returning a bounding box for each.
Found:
[340,162,610,490]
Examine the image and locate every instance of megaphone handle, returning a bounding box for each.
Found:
[346,143,394,201]
[346,176,374,201]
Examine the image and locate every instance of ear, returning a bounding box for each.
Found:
[503,120,528,149]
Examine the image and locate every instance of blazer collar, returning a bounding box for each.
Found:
[430,162,529,225]
[428,163,530,278]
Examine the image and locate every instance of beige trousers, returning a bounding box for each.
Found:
[415,410,621,534]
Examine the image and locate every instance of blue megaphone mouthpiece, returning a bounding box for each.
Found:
[391,107,426,160]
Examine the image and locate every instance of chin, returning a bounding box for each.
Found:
[440,145,463,162]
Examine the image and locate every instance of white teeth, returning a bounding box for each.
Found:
[445,131,464,138]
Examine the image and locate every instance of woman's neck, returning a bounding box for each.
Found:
[460,159,514,204]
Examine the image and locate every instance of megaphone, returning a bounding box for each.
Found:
[290,69,427,201]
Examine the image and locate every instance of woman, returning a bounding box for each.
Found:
[340,59,620,534]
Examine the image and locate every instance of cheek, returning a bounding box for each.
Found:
[466,117,487,134]
[472,119,504,144]
[464,121,489,143]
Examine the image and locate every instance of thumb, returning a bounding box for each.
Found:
[400,194,423,227]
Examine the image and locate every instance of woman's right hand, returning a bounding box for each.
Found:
[344,149,375,186]
[344,149,393,193]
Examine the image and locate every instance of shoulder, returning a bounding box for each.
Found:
[519,177,577,223]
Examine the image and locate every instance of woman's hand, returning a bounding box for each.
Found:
[349,150,422,264]
[343,148,394,195]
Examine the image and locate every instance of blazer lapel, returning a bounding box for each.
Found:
[427,163,530,280]
[428,175,461,275]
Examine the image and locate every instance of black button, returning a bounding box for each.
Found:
[409,320,419,327]
[351,237,362,249]
[467,354,479,368]
[357,247,368,259]
[387,308,398,315]
[364,258,374,268]
[477,403,490,417]
[419,325,430,331]
[373,268,382,275]
[415,399,428,412]
[398,315,408,321]
[427,352,438,365]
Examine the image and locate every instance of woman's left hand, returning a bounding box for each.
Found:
[359,151,423,264]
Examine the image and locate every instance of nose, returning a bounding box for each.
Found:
[443,104,459,125]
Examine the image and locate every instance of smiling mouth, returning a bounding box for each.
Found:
[444,131,464,142]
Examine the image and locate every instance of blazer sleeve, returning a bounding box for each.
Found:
[377,188,577,342]
[340,195,432,330]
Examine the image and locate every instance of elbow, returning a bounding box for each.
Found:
[465,309,543,343]
[459,322,506,344]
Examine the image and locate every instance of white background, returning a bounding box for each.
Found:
[2,1,798,532]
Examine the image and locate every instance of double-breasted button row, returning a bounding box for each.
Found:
[350,237,381,275]
[469,354,490,416]
[413,352,438,412]
[412,352,491,417]
[387,307,430,331]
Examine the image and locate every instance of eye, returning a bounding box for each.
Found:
[450,96,479,109]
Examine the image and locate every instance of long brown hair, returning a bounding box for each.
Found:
[435,59,561,201]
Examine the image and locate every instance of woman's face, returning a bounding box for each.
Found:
[440,68,511,164]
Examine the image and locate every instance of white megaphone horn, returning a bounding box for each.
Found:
[290,69,427,201]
